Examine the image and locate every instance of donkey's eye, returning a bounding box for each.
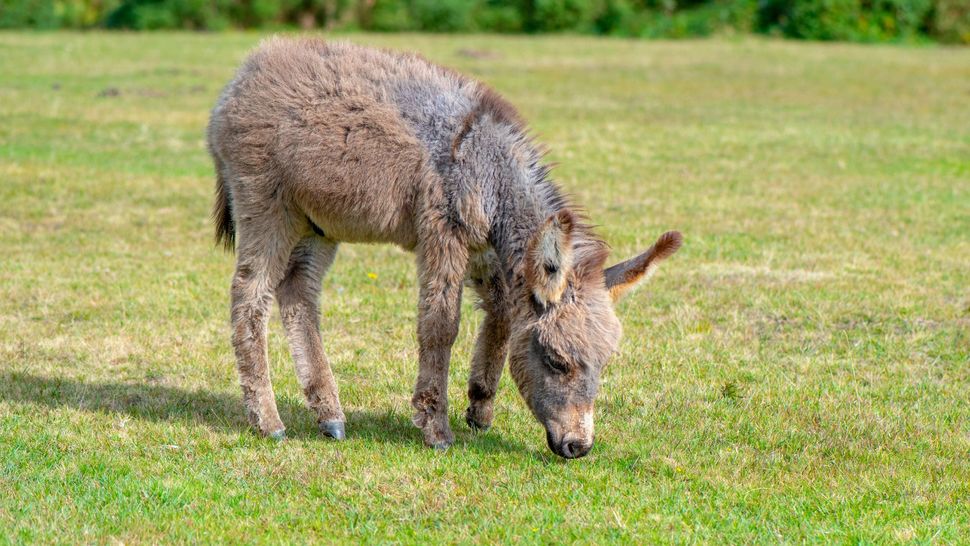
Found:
[542,353,569,374]
[532,334,568,374]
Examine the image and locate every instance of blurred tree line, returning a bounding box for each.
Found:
[1,0,967,43]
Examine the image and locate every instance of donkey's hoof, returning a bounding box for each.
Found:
[268,429,286,442]
[319,420,346,441]
[431,441,453,452]
[465,411,491,432]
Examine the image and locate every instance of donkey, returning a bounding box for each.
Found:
[207,37,681,459]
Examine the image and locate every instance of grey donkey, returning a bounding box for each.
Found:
[207,37,681,458]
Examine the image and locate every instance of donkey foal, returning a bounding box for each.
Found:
[208,38,681,458]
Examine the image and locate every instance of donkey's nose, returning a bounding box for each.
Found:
[559,439,592,459]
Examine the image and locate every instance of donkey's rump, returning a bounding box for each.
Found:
[209,38,457,247]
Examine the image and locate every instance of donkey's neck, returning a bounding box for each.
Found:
[486,152,567,288]
[454,116,593,292]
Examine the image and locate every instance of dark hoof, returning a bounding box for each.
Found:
[319,420,346,440]
[268,429,286,442]
[465,412,490,432]
[431,441,452,452]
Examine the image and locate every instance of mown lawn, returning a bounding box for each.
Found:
[1,31,968,543]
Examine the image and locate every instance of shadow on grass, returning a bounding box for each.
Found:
[0,371,527,454]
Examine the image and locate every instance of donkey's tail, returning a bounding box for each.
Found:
[212,158,235,252]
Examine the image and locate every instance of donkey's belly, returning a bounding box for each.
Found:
[303,199,418,249]
[294,154,421,248]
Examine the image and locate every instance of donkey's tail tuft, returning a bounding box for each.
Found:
[213,165,235,252]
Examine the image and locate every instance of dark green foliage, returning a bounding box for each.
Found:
[930,0,970,43]
[527,0,597,31]
[106,0,233,29]
[1,0,122,28]
[785,0,865,40]
[1,0,60,28]
[760,0,940,41]
[366,0,414,31]
[410,0,475,32]
[644,0,758,37]
[2,0,967,43]
[366,0,514,32]
[592,0,757,37]
[474,0,525,32]
[107,0,355,30]
[593,0,636,34]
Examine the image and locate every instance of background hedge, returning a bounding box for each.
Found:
[1,0,967,43]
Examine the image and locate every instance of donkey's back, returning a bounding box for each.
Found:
[208,38,477,248]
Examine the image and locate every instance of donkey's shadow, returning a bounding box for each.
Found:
[0,371,527,454]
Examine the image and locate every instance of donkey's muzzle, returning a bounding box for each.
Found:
[546,429,593,459]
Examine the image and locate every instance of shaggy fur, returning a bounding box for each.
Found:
[208,37,680,457]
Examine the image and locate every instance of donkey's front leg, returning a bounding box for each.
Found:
[465,310,509,431]
[412,237,468,450]
[465,273,510,432]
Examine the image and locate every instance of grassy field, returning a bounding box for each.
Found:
[1,32,968,543]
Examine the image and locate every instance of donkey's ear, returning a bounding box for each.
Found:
[604,231,682,302]
[525,210,575,306]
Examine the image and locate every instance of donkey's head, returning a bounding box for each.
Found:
[507,210,682,459]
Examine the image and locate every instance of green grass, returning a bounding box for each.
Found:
[1,31,968,543]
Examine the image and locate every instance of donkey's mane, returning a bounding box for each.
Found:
[452,84,524,159]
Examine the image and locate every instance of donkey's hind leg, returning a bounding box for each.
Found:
[230,200,304,440]
[276,236,346,440]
